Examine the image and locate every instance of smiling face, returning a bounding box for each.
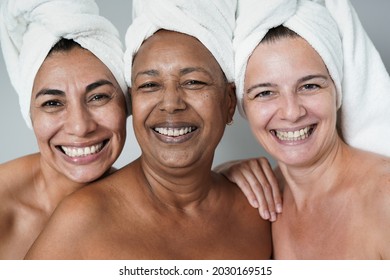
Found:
[30,46,127,183]
[243,36,338,167]
[131,30,235,169]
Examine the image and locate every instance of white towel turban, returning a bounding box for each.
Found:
[0,0,130,129]
[234,0,390,157]
[124,0,237,87]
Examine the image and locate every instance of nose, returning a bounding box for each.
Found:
[158,83,186,113]
[64,104,97,137]
[278,94,306,122]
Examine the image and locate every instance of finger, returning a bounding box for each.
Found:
[239,167,271,220]
[228,170,260,209]
[245,160,276,214]
[258,158,283,213]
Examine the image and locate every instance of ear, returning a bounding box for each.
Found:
[225,82,237,123]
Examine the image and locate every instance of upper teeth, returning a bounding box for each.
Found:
[62,143,104,157]
[275,126,313,141]
[154,127,194,137]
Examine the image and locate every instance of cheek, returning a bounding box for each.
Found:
[31,112,60,143]
[197,93,229,119]
[309,95,337,122]
[131,96,154,124]
[244,101,274,129]
[98,106,127,135]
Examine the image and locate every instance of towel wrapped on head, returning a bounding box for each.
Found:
[234,0,390,156]
[124,0,237,87]
[0,0,130,128]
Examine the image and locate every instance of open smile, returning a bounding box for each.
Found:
[153,126,198,137]
[57,140,109,158]
[271,124,316,141]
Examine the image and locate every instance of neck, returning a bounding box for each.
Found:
[138,156,218,211]
[277,136,352,206]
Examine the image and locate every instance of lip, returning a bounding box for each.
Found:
[151,123,198,144]
[270,124,317,145]
[55,139,110,164]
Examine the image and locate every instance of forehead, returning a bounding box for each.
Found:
[249,36,328,74]
[34,47,116,88]
[133,30,222,74]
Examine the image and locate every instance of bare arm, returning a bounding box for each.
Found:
[24,193,94,259]
[215,157,282,221]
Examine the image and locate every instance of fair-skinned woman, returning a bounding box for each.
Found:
[219,0,390,259]
[220,0,390,259]
[246,28,389,259]
[0,0,128,259]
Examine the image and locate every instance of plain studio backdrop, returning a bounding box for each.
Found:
[1,0,389,168]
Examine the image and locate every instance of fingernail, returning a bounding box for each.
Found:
[276,203,282,213]
[263,210,270,220]
[252,199,259,208]
[270,212,277,222]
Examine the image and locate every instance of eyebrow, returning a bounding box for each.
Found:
[246,74,328,94]
[297,74,328,84]
[246,82,276,94]
[35,88,65,99]
[35,79,114,100]
[85,79,114,92]
[179,67,212,77]
[134,69,159,79]
[134,67,212,79]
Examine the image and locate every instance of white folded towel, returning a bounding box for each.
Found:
[234,0,390,157]
[324,0,390,157]
[124,0,237,87]
[0,0,130,128]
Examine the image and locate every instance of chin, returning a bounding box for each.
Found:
[66,169,106,184]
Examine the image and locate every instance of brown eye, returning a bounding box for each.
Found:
[181,80,207,90]
[255,90,273,98]
[39,99,64,113]
[87,93,112,106]
[302,84,319,90]
[138,82,160,92]
[42,100,62,107]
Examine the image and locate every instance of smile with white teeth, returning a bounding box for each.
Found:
[274,125,315,141]
[154,126,196,137]
[61,142,104,158]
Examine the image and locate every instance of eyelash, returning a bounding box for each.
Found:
[88,93,111,102]
[41,100,63,107]
[138,82,160,92]
[301,84,320,91]
[139,82,158,88]
[137,80,208,92]
[254,90,273,99]
[252,83,322,98]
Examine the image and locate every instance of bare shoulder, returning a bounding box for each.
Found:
[361,152,390,194]
[215,172,272,258]
[24,185,102,259]
[367,154,390,214]
[0,154,39,193]
[0,154,40,220]
[353,151,390,209]
[356,151,390,259]
[0,154,43,258]
[372,162,390,259]
[25,162,140,259]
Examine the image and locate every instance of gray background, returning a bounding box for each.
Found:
[1,0,389,168]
